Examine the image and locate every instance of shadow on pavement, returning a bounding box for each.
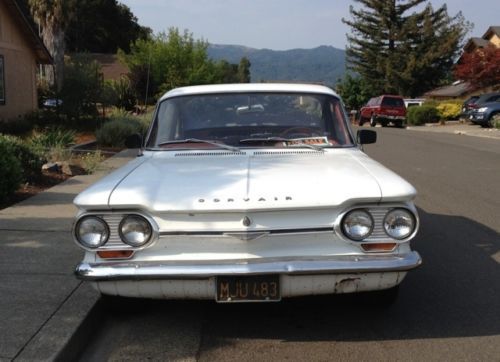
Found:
[83,207,500,359]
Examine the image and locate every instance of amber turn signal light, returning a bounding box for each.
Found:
[97,250,134,259]
[361,243,397,252]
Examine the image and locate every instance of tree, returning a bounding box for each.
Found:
[60,55,102,119]
[121,28,251,102]
[454,45,500,90]
[343,0,470,97]
[29,0,75,90]
[65,0,151,53]
[237,57,251,83]
[336,74,372,110]
[120,29,215,100]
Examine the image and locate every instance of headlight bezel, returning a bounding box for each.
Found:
[73,212,158,251]
[74,215,110,249]
[335,204,419,244]
[118,214,153,247]
[341,208,375,241]
[383,208,416,240]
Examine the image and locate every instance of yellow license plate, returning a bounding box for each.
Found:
[216,275,280,302]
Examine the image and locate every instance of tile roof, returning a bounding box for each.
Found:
[424,81,473,98]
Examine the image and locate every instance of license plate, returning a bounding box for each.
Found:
[216,275,280,302]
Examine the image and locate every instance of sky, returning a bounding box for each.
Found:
[120,0,500,50]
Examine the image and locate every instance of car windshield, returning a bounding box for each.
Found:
[146,92,354,150]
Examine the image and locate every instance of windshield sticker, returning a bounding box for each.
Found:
[285,137,331,146]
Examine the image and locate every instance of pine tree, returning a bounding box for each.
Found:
[343,0,470,97]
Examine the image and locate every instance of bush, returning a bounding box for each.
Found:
[0,135,45,183]
[407,105,440,125]
[80,150,105,174]
[0,113,36,135]
[61,55,101,119]
[96,115,148,148]
[436,102,462,120]
[30,127,76,149]
[0,136,23,203]
[493,114,500,129]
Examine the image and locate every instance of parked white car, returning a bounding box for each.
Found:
[73,83,421,304]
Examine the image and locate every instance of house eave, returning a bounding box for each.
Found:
[4,0,53,64]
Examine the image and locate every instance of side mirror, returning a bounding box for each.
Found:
[125,133,143,148]
[357,129,377,144]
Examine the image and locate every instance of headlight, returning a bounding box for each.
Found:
[477,107,488,113]
[119,215,153,247]
[75,216,109,248]
[342,209,374,241]
[383,209,416,239]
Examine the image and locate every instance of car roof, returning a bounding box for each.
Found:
[159,83,339,101]
[476,92,500,101]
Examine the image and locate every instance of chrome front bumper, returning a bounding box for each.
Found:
[75,252,422,281]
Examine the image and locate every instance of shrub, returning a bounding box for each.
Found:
[80,150,105,174]
[407,105,440,125]
[61,55,101,119]
[103,78,137,111]
[436,102,462,120]
[30,127,76,149]
[96,114,149,148]
[0,135,45,183]
[493,114,500,129]
[0,136,23,203]
[0,113,35,135]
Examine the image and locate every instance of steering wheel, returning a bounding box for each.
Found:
[279,127,317,138]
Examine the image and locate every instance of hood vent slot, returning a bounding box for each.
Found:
[175,152,247,157]
[253,150,324,156]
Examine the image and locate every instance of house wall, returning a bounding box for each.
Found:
[486,33,500,47]
[0,1,38,121]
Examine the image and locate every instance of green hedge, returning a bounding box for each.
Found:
[407,105,440,125]
[0,136,23,203]
[96,116,149,148]
[96,110,151,148]
[0,135,45,183]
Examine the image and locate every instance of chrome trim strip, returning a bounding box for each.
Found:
[75,251,422,281]
[159,227,333,237]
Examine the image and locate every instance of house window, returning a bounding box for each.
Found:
[0,55,5,105]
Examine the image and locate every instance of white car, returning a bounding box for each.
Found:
[73,83,421,304]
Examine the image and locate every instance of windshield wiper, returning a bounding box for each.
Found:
[239,137,324,151]
[157,138,241,152]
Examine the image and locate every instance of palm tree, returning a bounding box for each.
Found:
[28,0,74,91]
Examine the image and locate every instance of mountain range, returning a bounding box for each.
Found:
[207,44,346,86]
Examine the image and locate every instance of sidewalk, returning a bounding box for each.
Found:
[407,122,500,140]
[0,149,136,361]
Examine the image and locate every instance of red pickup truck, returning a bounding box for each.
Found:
[359,95,406,127]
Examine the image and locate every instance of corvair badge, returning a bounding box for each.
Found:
[198,196,293,203]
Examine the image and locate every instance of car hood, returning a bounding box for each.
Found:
[74,149,416,212]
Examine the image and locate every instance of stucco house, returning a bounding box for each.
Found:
[0,0,52,122]
[462,26,500,54]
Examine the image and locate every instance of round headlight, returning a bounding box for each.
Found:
[119,215,153,247]
[75,216,109,248]
[342,209,374,241]
[383,209,415,239]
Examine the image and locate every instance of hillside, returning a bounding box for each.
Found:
[207,44,346,86]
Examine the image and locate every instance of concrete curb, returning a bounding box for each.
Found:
[14,283,101,362]
[406,126,500,140]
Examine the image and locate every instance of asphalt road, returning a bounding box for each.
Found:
[79,128,500,362]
